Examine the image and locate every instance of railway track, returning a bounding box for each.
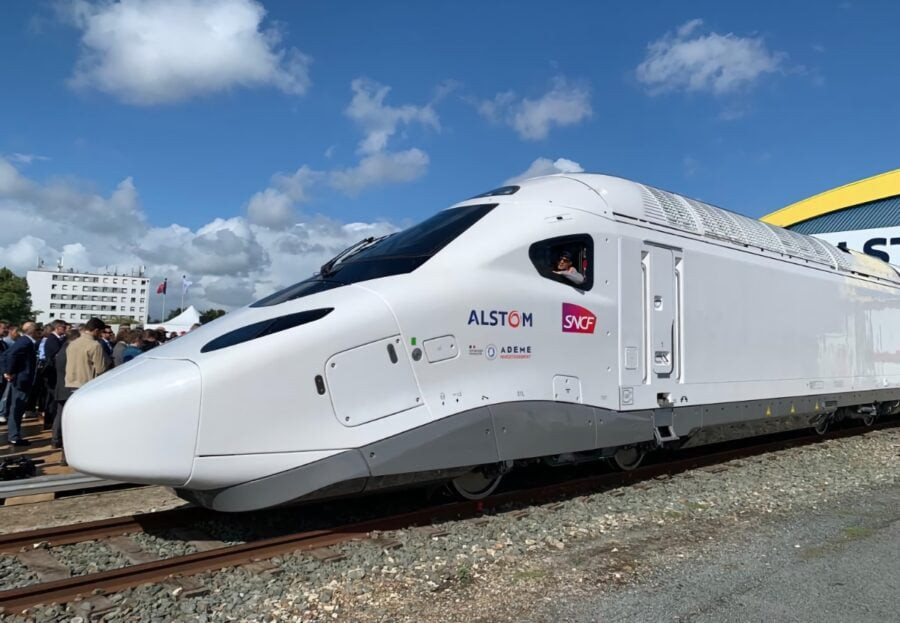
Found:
[0,420,895,614]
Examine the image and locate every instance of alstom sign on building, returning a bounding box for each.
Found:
[762,169,900,264]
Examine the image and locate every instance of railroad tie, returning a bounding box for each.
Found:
[241,559,283,576]
[72,595,117,621]
[16,549,71,582]
[369,537,402,551]
[165,577,210,599]
[105,536,159,565]
[168,528,227,552]
[418,527,450,538]
[306,547,347,563]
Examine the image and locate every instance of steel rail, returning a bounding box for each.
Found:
[0,420,896,613]
[0,507,211,554]
[0,504,477,613]
[0,473,126,501]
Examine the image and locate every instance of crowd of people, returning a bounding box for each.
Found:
[0,318,200,464]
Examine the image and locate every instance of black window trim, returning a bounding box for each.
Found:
[201,308,334,353]
[528,234,595,291]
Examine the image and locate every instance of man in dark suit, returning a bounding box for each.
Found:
[0,325,19,425]
[3,322,38,446]
[100,325,114,369]
[41,320,67,431]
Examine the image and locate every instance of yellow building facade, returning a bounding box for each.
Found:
[762,169,900,263]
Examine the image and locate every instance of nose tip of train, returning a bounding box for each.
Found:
[63,358,202,486]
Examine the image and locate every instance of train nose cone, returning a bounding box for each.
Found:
[63,358,201,486]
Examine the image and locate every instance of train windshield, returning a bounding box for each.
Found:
[252,203,496,307]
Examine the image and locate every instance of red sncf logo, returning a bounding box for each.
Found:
[562,303,597,334]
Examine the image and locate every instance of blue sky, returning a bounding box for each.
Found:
[1,0,898,309]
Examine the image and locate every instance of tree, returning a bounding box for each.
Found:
[199,308,226,324]
[0,268,33,324]
[164,307,183,321]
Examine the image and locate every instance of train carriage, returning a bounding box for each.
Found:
[63,174,900,511]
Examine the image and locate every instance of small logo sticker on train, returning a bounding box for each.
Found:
[467,309,533,328]
[484,344,498,360]
[562,303,596,334]
[499,345,532,360]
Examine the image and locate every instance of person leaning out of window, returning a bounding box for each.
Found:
[553,251,585,285]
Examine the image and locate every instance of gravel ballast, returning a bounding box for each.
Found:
[0,427,897,622]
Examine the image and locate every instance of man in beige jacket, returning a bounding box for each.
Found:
[56,318,109,461]
[64,318,109,389]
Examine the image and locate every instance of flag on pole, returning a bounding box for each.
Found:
[156,279,167,294]
[181,275,193,310]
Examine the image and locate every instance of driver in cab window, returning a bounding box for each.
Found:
[553,251,585,285]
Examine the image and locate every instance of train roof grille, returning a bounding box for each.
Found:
[806,236,843,267]
[624,180,900,284]
[684,197,746,243]
[640,185,701,233]
[638,185,669,223]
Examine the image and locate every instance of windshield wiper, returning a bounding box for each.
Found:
[319,235,387,277]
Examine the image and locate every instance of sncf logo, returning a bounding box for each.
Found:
[562,303,596,334]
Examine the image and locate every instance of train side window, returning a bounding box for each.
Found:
[528,235,594,290]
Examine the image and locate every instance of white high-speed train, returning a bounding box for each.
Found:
[64,174,900,511]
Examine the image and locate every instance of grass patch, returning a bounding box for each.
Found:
[842,526,875,540]
[456,565,475,587]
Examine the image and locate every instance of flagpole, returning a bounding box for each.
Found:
[181,275,185,311]
[160,277,167,324]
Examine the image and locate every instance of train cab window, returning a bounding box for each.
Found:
[528,235,593,290]
[253,203,497,307]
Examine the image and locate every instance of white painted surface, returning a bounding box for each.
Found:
[423,335,458,363]
[63,358,200,486]
[327,335,422,426]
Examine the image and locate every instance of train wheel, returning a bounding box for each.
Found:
[813,417,830,435]
[862,412,877,427]
[611,447,645,471]
[450,468,504,500]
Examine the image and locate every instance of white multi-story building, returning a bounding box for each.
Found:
[26,268,150,327]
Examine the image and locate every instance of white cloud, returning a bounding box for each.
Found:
[504,157,584,185]
[135,218,269,278]
[0,158,145,236]
[323,78,438,195]
[683,155,700,177]
[0,157,399,313]
[636,19,784,95]
[6,153,49,165]
[66,0,311,105]
[346,78,439,155]
[246,79,441,210]
[477,78,592,140]
[245,165,321,229]
[330,149,429,196]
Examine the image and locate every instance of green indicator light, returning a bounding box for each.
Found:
[411,337,417,346]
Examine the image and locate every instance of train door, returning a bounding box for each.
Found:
[641,244,683,397]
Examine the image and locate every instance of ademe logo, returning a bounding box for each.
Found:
[562,303,596,334]
[467,309,533,328]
